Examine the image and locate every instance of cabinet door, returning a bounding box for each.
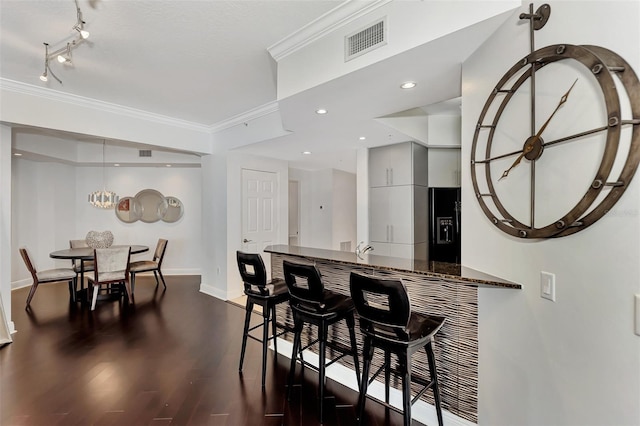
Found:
[369,187,390,242]
[387,186,413,244]
[370,186,413,244]
[369,241,390,256]
[388,243,414,259]
[369,142,413,187]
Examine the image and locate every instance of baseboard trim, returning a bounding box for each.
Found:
[199,283,227,300]
[274,338,476,426]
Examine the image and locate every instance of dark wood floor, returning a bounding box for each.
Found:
[1,276,420,426]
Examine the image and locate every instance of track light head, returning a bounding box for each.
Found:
[74,25,90,39]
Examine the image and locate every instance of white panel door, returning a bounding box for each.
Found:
[241,169,279,276]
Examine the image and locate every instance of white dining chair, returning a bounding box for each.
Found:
[88,247,132,311]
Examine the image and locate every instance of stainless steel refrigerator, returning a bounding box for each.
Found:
[428,187,461,263]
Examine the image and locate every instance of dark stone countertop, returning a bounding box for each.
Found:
[264,244,521,289]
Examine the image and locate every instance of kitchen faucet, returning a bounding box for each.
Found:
[355,241,373,258]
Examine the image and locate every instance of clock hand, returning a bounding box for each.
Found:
[500,143,533,180]
[535,78,578,138]
[500,78,578,180]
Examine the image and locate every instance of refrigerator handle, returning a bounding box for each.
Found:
[454,200,461,238]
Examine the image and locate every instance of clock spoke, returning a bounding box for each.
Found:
[542,124,609,148]
[473,147,523,164]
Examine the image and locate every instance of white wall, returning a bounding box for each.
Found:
[11,157,203,288]
[12,160,76,285]
[462,2,640,424]
[289,167,357,251]
[276,1,520,99]
[331,169,357,251]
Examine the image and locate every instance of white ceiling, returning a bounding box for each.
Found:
[0,0,512,173]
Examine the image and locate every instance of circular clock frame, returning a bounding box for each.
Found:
[470,44,640,238]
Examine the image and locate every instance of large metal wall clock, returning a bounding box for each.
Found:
[470,3,640,238]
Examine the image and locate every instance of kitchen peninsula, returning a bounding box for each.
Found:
[265,244,520,424]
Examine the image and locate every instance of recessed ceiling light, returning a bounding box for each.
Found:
[302,151,312,155]
[315,108,328,115]
[359,136,366,140]
[114,163,120,167]
[166,164,172,167]
[13,152,22,156]
[400,81,417,89]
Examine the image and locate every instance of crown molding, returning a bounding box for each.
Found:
[209,101,280,133]
[268,0,393,62]
[0,78,211,133]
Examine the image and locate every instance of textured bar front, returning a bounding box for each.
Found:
[267,245,521,424]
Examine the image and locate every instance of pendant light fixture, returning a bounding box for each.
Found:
[88,140,119,209]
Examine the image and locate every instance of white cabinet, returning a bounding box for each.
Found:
[369,142,428,187]
[369,142,428,260]
[370,186,413,244]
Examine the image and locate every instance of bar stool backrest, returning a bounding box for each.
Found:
[236,251,269,295]
[282,260,325,311]
[350,272,412,336]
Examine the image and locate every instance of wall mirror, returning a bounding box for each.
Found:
[115,197,142,223]
[115,189,184,223]
[161,196,184,223]
[136,189,167,223]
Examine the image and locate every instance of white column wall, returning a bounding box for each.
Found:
[0,125,13,332]
[200,153,228,300]
[462,2,640,425]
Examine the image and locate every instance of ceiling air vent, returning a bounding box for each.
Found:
[139,149,152,157]
[345,18,386,62]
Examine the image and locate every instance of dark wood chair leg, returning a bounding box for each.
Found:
[270,304,278,356]
[25,283,38,307]
[346,313,361,389]
[357,337,373,425]
[157,270,167,289]
[239,299,253,372]
[287,319,302,400]
[401,352,411,426]
[385,351,391,403]
[318,323,328,424]
[261,306,269,388]
[426,341,444,426]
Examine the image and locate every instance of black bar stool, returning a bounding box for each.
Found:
[282,260,361,424]
[349,272,446,426]
[236,251,290,388]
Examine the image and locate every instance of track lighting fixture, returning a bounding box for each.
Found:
[39,43,62,84]
[39,0,91,84]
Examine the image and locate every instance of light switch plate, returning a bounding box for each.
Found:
[540,271,556,302]
[635,294,640,336]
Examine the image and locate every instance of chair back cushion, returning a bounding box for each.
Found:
[154,239,168,264]
[282,260,325,310]
[69,239,89,248]
[95,247,130,282]
[19,248,37,278]
[350,272,412,333]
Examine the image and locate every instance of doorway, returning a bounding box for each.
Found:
[241,168,279,276]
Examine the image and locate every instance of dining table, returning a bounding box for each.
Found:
[50,245,149,300]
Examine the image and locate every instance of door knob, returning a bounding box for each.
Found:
[243,239,253,243]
